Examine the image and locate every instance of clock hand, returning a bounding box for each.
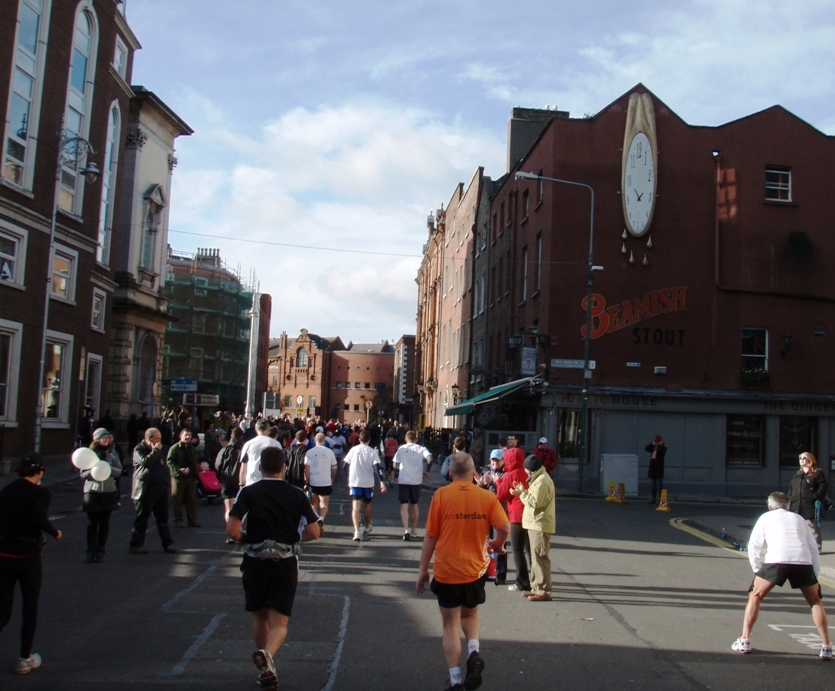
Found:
[634,189,643,202]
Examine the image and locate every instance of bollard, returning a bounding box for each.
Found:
[656,489,672,512]
[613,482,628,504]
[605,480,617,502]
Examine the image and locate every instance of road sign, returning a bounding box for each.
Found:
[296,395,304,406]
[171,379,198,392]
[365,400,373,409]
[182,393,219,406]
[551,359,596,370]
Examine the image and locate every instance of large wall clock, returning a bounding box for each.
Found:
[621,93,658,238]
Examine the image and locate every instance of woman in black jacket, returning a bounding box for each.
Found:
[788,451,828,553]
[646,434,667,504]
[0,453,62,674]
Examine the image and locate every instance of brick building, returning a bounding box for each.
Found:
[424,85,835,498]
[0,0,179,457]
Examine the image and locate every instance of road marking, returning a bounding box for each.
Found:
[768,624,834,651]
[320,595,350,691]
[160,562,219,612]
[168,613,226,675]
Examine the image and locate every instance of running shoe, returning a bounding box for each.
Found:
[365,522,373,535]
[821,644,833,660]
[463,650,484,690]
[353,530,362,541]
[403,531,411,541]
[443,682,463,691]
[15,654,42,675]
[410,529,418,539]
[253,649,277,688]
[507,584,522,592]
[731,637,751,654]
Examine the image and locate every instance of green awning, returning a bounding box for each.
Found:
[444,377,535,417]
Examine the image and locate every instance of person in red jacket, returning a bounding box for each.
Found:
[534,437,558,477]
[495,434,531,593]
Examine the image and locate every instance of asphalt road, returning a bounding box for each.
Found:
[1,471,833,690]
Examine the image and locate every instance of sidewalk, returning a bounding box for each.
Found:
[0,452,81,490]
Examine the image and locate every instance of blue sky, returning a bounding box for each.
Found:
[126,0,835,343]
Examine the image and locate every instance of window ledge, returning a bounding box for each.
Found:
[532,289,541,299]
[0,421,19,428]
[763,200,797,207]
[0,281,25,292]
[90,326,105,334]
[42,422,70,429]
[49,295,76,306]
[0,179,34,198]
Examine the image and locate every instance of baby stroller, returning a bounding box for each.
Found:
[196,462,222,505]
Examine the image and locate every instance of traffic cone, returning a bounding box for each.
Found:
[656,489,671,512]
[605,480,617,502]
[613,482,628,504]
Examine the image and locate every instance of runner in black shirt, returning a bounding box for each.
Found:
[227,446,319,689]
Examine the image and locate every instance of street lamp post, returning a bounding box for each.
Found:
[34,129,100,452]
[515,171,601,492]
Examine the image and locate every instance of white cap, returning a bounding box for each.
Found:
[539,437,548,444]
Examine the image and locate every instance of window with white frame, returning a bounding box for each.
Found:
[741,328,768,373]
[297,348,308,368]
[536,233,542,293]
[0,319,23,422]
[521,246,528,302]
[51,244,77,301]
[96,103,119,265]
[90,288,105,331]
[59,3,99,214]
[765,166,791,202]
[84,352,102,417]
[0,224,27,287]
[113,35,128,79]
[3,0,50,189]
[42,330,73,424]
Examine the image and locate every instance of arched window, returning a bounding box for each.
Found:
[141,184,166,271]
[297,348,308,368]
[3,0,52,189]
[59,2,99,214]
[96,103,119,264]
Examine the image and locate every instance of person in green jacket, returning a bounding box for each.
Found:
[167,427,201,527]
[511,455,555,602]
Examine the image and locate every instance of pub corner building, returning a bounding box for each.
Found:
[438,85,835,500]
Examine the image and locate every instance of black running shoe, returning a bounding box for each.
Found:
[463,650,484,690]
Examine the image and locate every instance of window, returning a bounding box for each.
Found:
[765,166,791,202]
[0,319,23,422]
[0,224,28,288]
[504,250,511,294]
[3,0,49,189]
[113,35,128,79]
[779,416,817,467]
[365,382,370,389]
[84,352,102,417]
[536,233,543,293]
[283,395,291,408]
[59,3,99,214]
[726,415,764,467]
[336,381,342,388]
[297,348,308,368]
[142,185,166,271]
[355,382,360,389]
[741,327,768,383]
[91,288,105,331]
[309,396,316,409]
[353,404,359,411]
[521,246,528,302]
[96,103,119,265]
[538,175,545,203]
[42,330,73,424]
[558,409,581,459]
[522,190,529,219]
[51,245,77,301]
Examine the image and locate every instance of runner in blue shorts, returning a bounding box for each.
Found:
[343,430,387,541]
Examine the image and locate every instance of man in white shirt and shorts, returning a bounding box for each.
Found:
[732,491,831,659]
[394,430,432,541]
[342,430,386,541]
[304,433,337,534]
[238,419,281,488]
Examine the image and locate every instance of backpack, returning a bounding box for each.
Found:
[285,445,307,488]
[214,444,240,481]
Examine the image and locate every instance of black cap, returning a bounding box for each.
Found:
[524,455,543,472]
[18,452,45,476]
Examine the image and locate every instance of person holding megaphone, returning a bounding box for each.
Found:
[78,428,122,563]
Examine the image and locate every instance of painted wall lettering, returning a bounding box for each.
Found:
[580,287,687,340]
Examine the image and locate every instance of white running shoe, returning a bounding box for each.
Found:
[821,644,832,660]
[15,654,42,675]
[731,637,751,654]
[409,529,418,539]
[352,530,362,541]
[365,522,373,535]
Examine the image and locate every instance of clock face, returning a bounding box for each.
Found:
[623,131,655,237]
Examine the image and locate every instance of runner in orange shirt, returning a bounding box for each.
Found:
[417,453,509,691]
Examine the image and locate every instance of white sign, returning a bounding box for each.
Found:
[171,379,198,392]
[296,395,304,406]
[551,359,596,369]
[365,400,373,409]
[520,347,537,376]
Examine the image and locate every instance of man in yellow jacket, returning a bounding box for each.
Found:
[511,455,556,602]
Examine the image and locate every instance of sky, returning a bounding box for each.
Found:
[126,0,835,344]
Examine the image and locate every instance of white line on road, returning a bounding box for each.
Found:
[168,612,226,675]
[320,595,350,691]
[768,623,833,651]
[160,562,219,612]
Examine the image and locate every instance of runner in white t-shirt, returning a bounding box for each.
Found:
[342,430,386,541]
[304,433,337,533]
[238,419,281,487]
[393,430,433,540]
